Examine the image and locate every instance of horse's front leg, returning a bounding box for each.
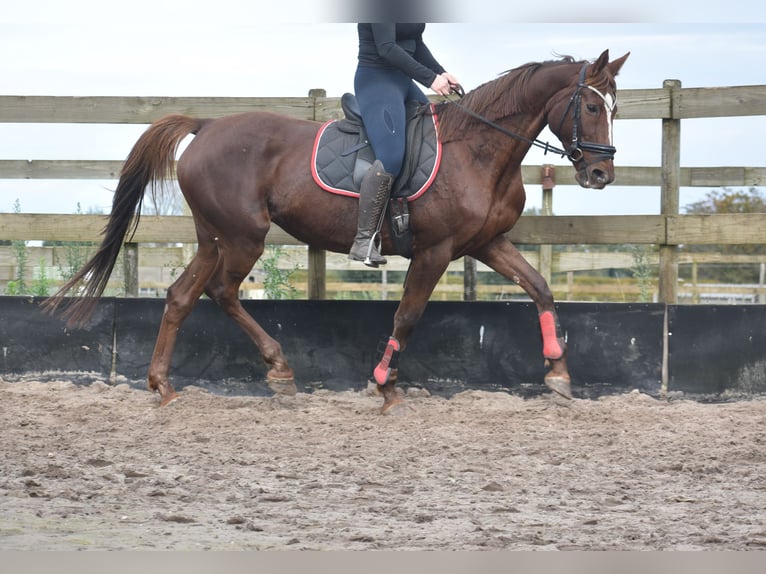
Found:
[472,236,572,399]
[374,246,452,414]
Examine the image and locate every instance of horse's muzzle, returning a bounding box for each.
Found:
[569,142,616,189]
[575,160,615,189]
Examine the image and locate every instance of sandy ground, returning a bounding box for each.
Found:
[1,378,765,551]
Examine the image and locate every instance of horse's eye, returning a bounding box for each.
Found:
[586,103,599,114]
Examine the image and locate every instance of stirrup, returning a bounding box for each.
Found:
[363,232,386,267]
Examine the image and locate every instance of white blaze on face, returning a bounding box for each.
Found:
[586,85,616,146]
[604,92,615,145]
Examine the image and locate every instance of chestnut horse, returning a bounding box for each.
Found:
[44,50,629,412]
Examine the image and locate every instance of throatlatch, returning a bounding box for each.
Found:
[539,311,565,360]
[374,337,401,385]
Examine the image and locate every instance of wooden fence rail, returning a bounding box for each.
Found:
[1,84,765,302]
[2,85,765,124]
[2,212,766,246]
[4,244,765,304]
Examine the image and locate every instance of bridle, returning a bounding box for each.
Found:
[444,63,617,165]
[555,63,617,163]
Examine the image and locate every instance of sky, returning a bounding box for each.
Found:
[0,0,765,217]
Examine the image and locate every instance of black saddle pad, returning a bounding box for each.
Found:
[311,95,441,201]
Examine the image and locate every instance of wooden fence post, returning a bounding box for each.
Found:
[540,165,555,286]
[307,247,326,300]
[659,79,682,397]
[308,88,328,300]
[659,79,681,304]
[123,243,138,297]
[463,257,477,301]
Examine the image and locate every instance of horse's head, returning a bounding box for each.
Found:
[547,50,630,189]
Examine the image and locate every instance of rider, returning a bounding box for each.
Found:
[350,23,460,267]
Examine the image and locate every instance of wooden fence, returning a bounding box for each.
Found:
[4,244,764,304]
[1,83,766,303]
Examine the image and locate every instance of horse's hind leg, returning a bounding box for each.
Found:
[204,247,296,395]
[147,241,220,406]
[472,236,572,399]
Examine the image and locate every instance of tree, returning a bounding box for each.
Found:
[684,187,766,216]
[682,187,766,283]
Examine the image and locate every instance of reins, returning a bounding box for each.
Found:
[441,84,571,158]
[442,63,617,163]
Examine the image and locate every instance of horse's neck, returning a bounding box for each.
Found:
[484,65,574,161]
[472,108,546,173]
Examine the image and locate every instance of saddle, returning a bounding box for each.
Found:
[311,93,442,257]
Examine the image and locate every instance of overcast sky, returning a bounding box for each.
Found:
[1,1,764,216]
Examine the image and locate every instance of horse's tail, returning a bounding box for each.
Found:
[42,114,202,327]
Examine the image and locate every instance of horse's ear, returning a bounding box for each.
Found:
[607,52,630,77]
[588,50,611,79]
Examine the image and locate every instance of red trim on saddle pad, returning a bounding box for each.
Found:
[406,107,442,202]
[310,120,360,198]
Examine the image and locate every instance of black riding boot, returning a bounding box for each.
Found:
[349,160,394,267]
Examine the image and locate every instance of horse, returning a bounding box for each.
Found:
[43,49,629,413]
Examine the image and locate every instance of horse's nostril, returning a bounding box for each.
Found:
[591,169,608,184]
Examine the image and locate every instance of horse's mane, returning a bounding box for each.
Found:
[436,55,581,143]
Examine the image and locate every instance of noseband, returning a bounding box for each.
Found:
[445,62,617,165]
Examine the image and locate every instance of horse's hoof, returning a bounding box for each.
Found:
[159,391,180,407]
[268,378,298,396]
[380,399,408,416]
[544,375,572,400]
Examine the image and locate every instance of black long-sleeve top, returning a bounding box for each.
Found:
[357,23,446,88]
